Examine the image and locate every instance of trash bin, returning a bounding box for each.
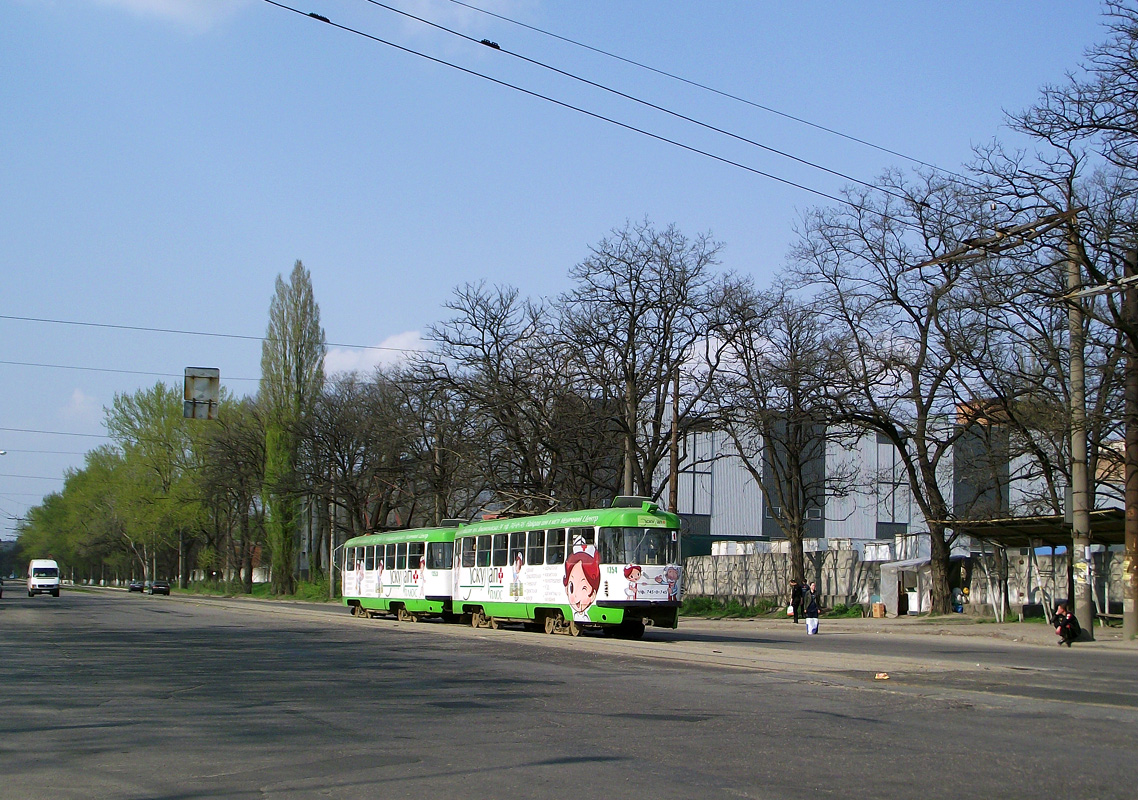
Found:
[872,602,886,618]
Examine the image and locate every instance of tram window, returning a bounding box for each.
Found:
[508,532,526,568]
[346,547,355,568]
[492,533,509,567]
[527,530,545,566]
[396,542,408,570]
[364,546,375,571]
[408,542,425,571]
[427,541,453,569]
[546,528,566,565]
[385,544,396,571]
[568,527,595,552]
[460,537,476,568]
[476,535,492,567]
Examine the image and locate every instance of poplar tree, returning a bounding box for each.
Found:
[260,260,326,595]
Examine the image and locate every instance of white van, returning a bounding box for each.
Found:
[27,559,61,597]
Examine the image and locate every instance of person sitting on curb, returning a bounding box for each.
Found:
[1052,602,1081,647]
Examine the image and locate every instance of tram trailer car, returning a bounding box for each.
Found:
[342,526,457,622]
[343,498,682,639]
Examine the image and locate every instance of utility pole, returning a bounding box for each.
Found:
[1125,251,1138,640]
[669,366,680,512]
[1067,234,1095,639]
[623,377,636,496]
[328,476,336,602]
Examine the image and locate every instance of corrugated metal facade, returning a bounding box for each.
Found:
[666,422,1054,556]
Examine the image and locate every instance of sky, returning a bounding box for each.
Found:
[0,0,1112,539]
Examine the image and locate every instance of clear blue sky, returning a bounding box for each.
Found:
[0,0,1109,537]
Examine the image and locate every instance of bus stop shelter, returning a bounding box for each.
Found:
[947,508,1125,550]
[946,509,1126,616]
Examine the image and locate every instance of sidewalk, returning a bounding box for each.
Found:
[688,612,1135,648]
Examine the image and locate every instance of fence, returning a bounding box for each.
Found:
[683,547,1126,615]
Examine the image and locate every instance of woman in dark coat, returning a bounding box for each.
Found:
[804,581,820,635]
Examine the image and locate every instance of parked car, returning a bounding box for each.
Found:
[128,579,145,593]
[148,580,170,596]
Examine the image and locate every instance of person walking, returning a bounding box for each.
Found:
[789,578,803,624]
[804,581,820,635]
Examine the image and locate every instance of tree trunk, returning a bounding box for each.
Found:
[929,527,952,614]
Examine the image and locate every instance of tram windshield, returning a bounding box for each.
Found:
[598,527,677,566]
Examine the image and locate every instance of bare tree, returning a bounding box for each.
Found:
[423,283,621,513]
[559,219,729,500]
[791,171,1001,614]
[712,286,861,585]
[200,397,265,593]
[393,364,486,524]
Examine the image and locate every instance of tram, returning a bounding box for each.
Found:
[341,497,682,638]
[341,525,457,621]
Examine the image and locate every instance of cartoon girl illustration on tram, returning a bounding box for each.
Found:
[623,564,643,600]
[564,539,601,621]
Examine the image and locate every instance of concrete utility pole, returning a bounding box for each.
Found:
[669,366,680,512]
[1067,236,1095,639]
[328,479,336,602]
[623,377,636,496]
[1125,251,1138,640]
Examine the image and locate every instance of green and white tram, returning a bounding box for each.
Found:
[342,525,457,621]
[452,497,681,638]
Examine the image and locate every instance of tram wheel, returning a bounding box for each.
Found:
[488,616,499,630]
[619,620,646,640]
[567,620,580,637]
[543,613,558,635]
[350,604,361,617]
[397,606,413,623]
[470,610,485,628]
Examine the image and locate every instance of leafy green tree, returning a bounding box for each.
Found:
[105,382,205,583]
[260,260,326,594]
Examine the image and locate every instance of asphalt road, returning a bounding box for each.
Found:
[2,590,1135,799]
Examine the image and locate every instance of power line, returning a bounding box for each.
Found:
[0,314,423,355]
[0,427,109,440]
[271,3,1054,240]
[265,1,850,207]
[0,449,90,456]
[0,473,65,482]
[0,359,260,383]
[359,0,908,205]
[443,0,969,182]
